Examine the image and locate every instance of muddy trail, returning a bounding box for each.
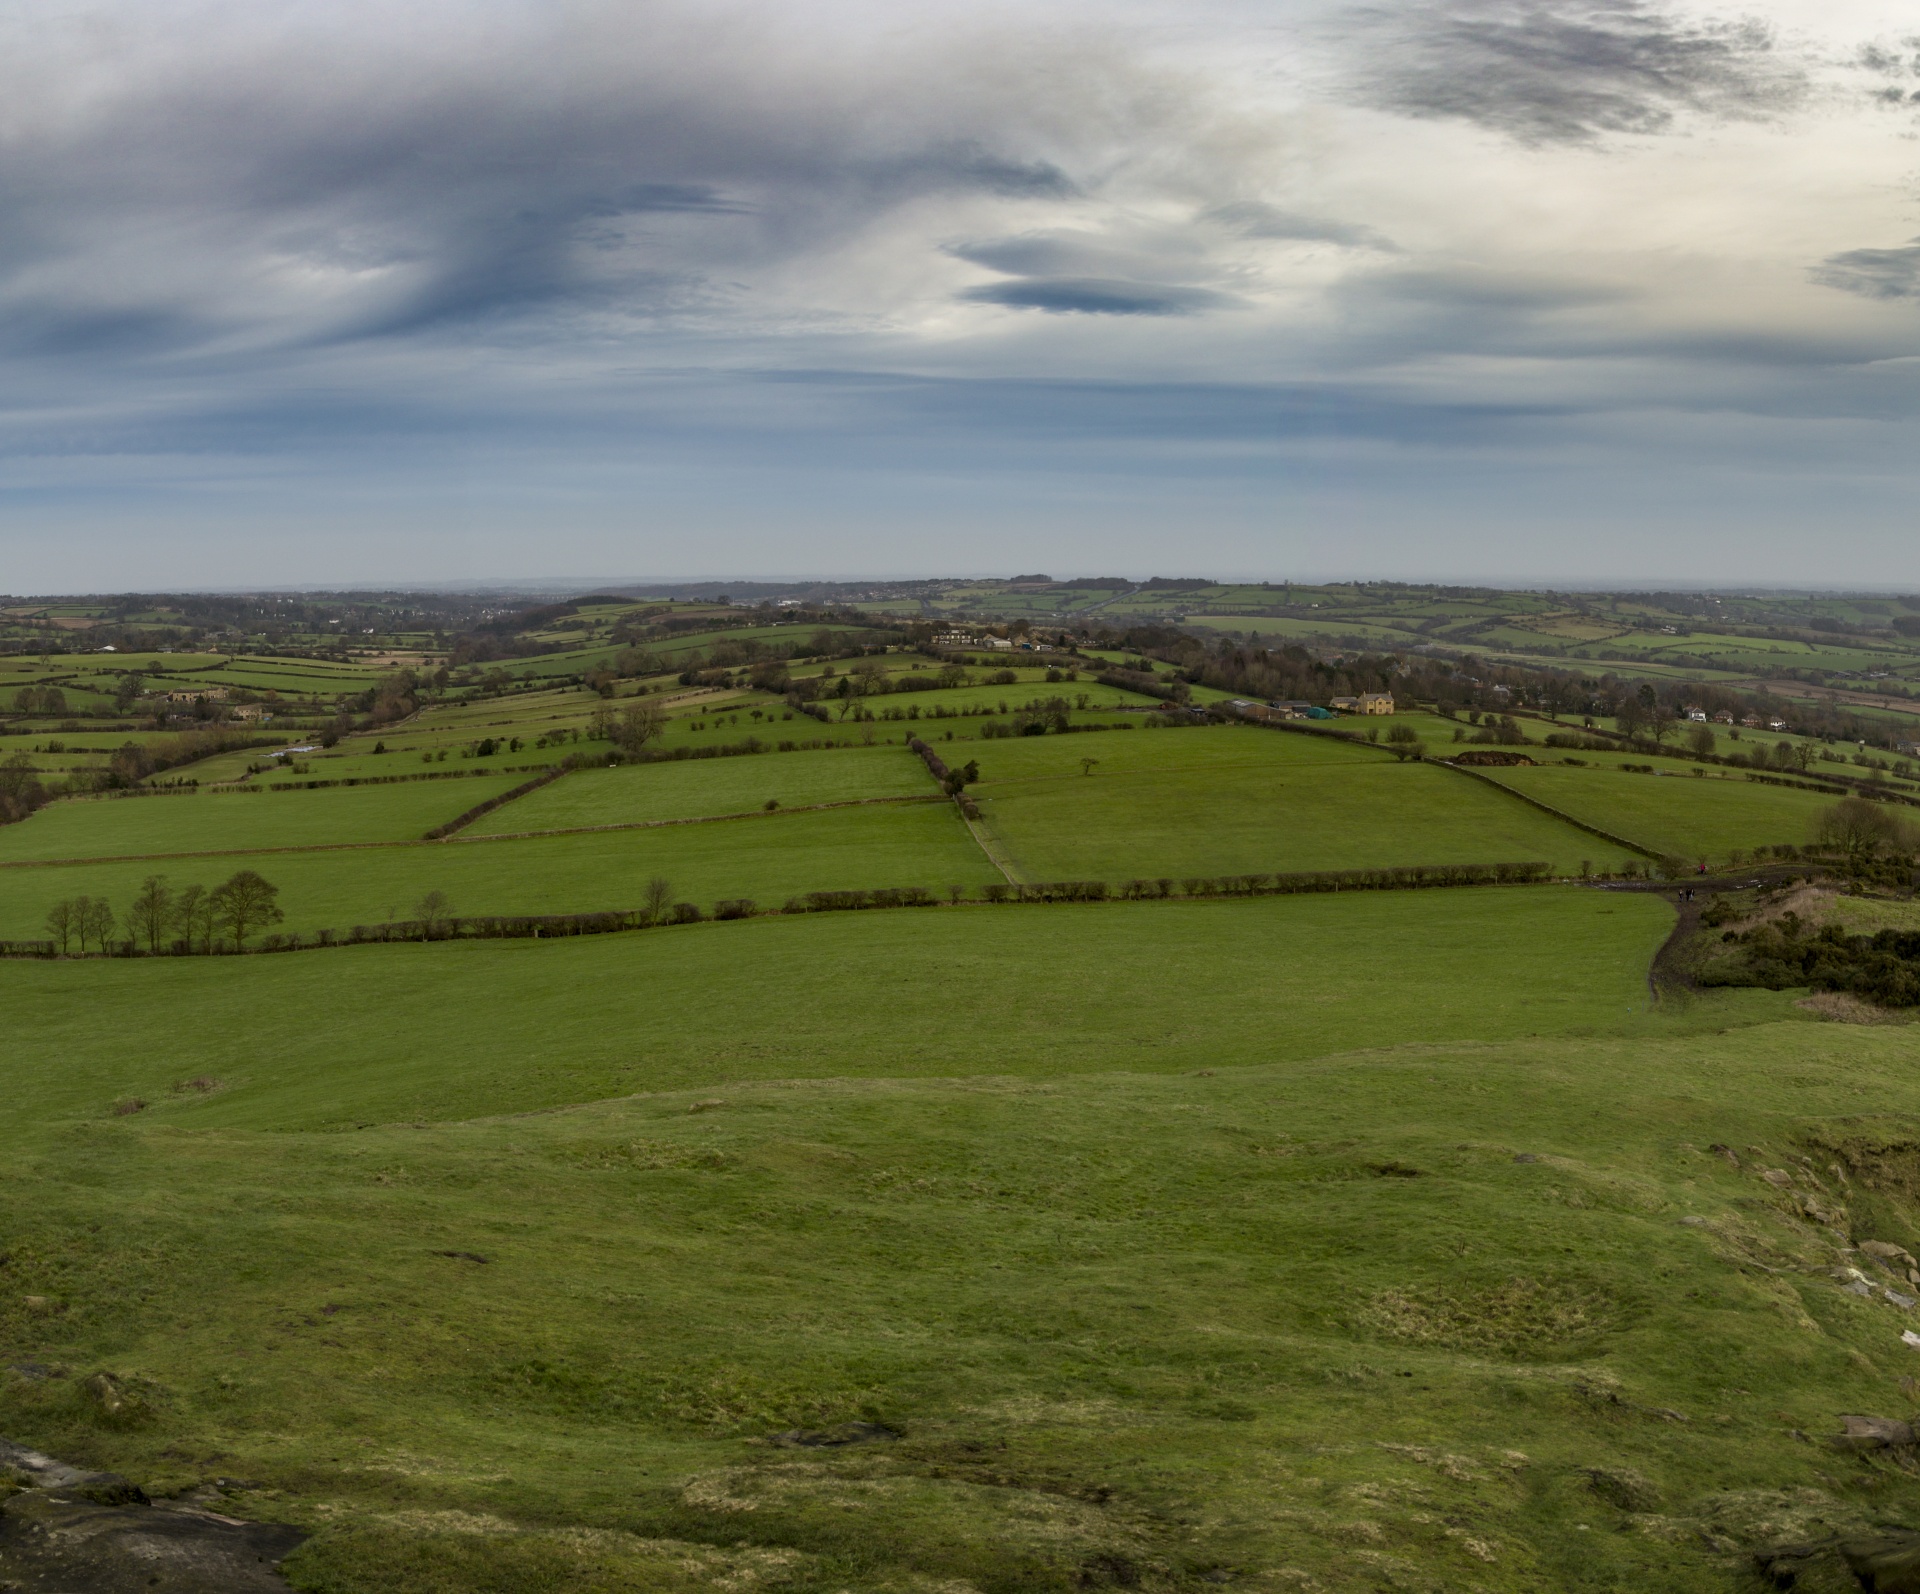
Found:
[1591,865,1819,1002]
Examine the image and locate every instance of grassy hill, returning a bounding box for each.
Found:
[6,683,1919,1594]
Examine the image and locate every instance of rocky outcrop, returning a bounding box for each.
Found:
[1,1438,303,1592]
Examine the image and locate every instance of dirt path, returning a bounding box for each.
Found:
[1591,865,1816,1001]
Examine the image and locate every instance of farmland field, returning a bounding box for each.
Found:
[467,744,937,833]
[1474,763,1842,862]
[0,774,527,862]
[0,799,999,936]
[972,729,1606,879]
[9,596,1920,1594]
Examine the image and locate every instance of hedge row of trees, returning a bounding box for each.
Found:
[42,870,283,955]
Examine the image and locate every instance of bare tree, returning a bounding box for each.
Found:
[44,898,76,955]
[172,883,212,953]
[414,889,454,939]
[642,876,674,925]
[615,699,665,753]
[127,875,173,953]
[78,896,116,953]
[209,870,283,949]
[1816,797,1912,870]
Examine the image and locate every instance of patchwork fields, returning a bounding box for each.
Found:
[4,639,1914,1594]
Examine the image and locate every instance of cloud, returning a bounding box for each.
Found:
[0,0,1173,358]
[1812,240,1920,301]
[959,278,1242,315]
[1204,202,1398,251]
[1341,0,1806,144]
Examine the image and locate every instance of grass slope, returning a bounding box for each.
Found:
[0,886,1668,1132]
[11,894,1914,1593]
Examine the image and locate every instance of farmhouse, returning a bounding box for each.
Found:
[1330,693,1394,715]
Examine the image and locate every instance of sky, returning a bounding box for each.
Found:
[2,0,1919,592]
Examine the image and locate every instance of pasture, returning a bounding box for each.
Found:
[971,729,1604,880]
[1475,763,1842,862]
[8,626,1920,1594]
[0,799,998,937]
[0,775,527,863]
[467,744,937,834]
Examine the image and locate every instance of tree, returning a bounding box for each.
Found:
[45,898,76,955]
[1386,724,1424,761]
[1686,724,1716,758]
[75,895,115,952]
[615,700,664,753]
[0,753,48,823]
[127,875,173,953]
[1080,757,1100,776]
[1816,797,1911,871]
[209,870,283,949]
[414,889,454,939]
[172,883,213,953]
[642,876,674,926]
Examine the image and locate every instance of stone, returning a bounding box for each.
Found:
[1760,1169,1793,1188]
[1843,1533,1920,1593]
[1833,1415,1917,1450]
[0,1486,303,1592]
[1863,1240,1919,1269]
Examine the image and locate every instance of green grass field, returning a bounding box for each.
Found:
[0,885,1671,1130]
[12,633,1920,1594]
[0,800,999,937]
[468,745,938,834]
[972,729,1604,880]
[15,885,1920,1593]
[1474,764,1839,862]
[0,775,528,863]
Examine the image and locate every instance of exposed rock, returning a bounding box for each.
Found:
[1766,1532,1920,1594]
[1863,1240,1919,1271]
[1761,1169,1794,1188]
[0,1440,303,1592]
[1833,1415,1917,1450]
[1842,1533,1920,1593]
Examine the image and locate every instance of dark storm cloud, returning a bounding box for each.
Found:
[1342,0,1806,144]
[1812,240,1920,301]
[959,278,1241,315]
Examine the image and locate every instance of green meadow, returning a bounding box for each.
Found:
[0,800,998,936]
[468,745,938,835]
[973,733,1601,881]
[1476,764,1839,862]
[0,775,526,863]
[8,687,1920,1594]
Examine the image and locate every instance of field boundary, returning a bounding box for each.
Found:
[1438,760,1663,861]
[0,792,952,869]
[0,861,1564,959]
[456,792,945,843]
[426,766,568,839]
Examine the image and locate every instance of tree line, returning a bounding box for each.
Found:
[42,870,283,955]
